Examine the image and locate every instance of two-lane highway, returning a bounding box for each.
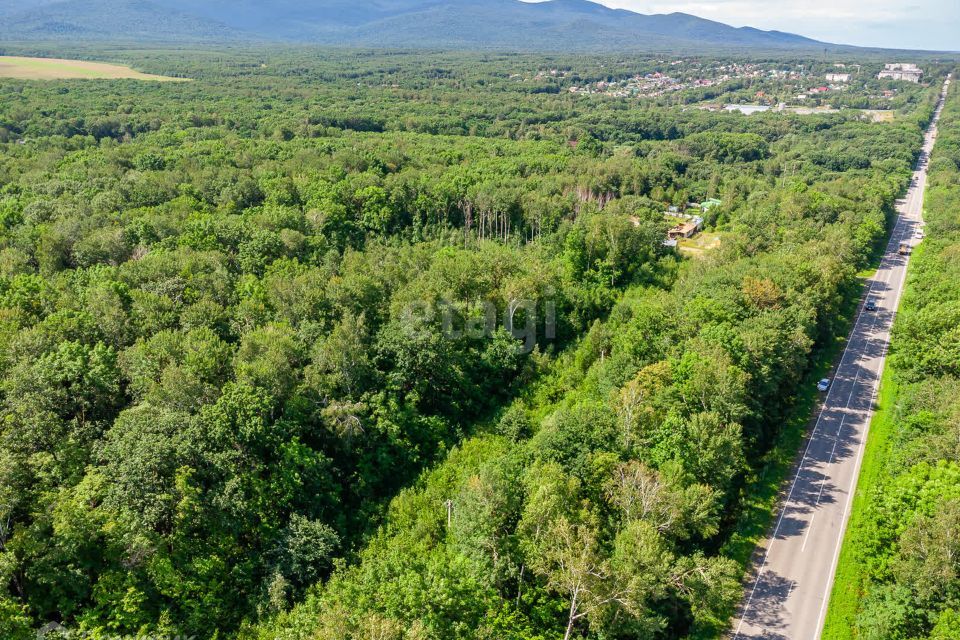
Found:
[732,74,952,640]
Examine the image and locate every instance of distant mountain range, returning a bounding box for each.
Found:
[0,0,838,51]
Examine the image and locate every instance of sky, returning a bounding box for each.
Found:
[587,0,960,51]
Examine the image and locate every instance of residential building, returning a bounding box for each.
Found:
[878,63,923,83]
[667,221,700,240]
[665,212,705,241]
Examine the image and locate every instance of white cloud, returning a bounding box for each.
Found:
[576,0,960,50]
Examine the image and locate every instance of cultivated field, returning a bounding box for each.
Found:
[0,56,185,80]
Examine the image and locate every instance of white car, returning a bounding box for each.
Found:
[817,378,831,392]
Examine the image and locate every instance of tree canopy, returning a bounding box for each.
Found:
[0,46,952,640]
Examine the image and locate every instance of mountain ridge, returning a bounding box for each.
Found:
[0,0,839,51]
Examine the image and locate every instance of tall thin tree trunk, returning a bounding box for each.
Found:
[564,590,580,640]
[516,564,525,607]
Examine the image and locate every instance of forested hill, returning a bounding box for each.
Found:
[0,0,831,51]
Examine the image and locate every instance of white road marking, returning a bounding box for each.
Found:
[801,514,816,552]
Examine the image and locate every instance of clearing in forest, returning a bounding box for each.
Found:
[0,56,185,81]
[678,231,722,257]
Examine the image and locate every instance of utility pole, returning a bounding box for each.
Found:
[444,500,453,529]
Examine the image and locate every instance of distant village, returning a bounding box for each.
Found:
[532,60,927,112]
[562,61,782,98]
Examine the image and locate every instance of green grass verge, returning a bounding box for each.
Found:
[820,365,899,639]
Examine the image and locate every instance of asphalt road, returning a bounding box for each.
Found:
[732,75,952,640]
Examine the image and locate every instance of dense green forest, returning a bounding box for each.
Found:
[0,48,950,639]
[824,77,960,640]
